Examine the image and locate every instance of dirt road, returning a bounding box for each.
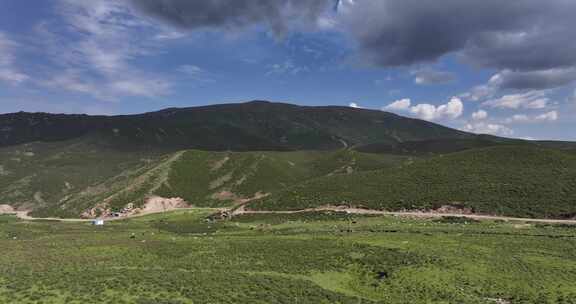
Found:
[231,206,576,225]
[0,208,207,222]
[3,205,576,225]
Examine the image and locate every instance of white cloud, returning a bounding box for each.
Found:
[178,65,204,76]
[483,91,550,110]
[32,0,173,100]
[525,98,548,109]
[177,64,215,83]
[38,69,170,100]
[349,102,361,108]
[383,97,463,121]
[111,78,171,98]
[410,97,464,121]
[439,97,465,120]
[0,32,29,85]
[40,71,107,100]
[317,16,337,30]
[153,31,187,41]
[504,114,530,124]
[459,73,501,102]
[383,98,411,111]
[535,111,558,122]
[0,69,29,85]
[409,104,440,121]
[472,110,488,121]
[464,122,514,136]
[266,60,310,76]
[503,111,558,124]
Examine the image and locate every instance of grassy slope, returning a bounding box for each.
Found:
[1,211,576,303]
[0,137,162,217]
[1,141,406,217]
[154,149,406,207]
[353,136,521,155]
[355,136,576,156]
[250,145,576,218]
[3,136,576,219]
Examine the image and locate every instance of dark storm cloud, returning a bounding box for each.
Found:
[130,0,333,37]
[131,0,576,90]
[339,0,576,70]
[496,69,576,90]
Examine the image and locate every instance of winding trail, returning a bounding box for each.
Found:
[3,205,576,225]
[2,208,210,222]
[12,211,92,222]
[231,205,576,225]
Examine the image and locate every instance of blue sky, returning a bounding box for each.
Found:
[0,0,575,141]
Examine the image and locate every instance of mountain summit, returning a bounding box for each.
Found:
[0,101,474,151]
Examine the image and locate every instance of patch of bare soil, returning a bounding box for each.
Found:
[212,191,269,204]
[140,196,189,214]
[212,190,238,201]
[210,156,230,171]
[234,175,247,186]
[0,165,10,176]
[0,204,34,220]
[430,204,474,215]
[82,196,190,219]
[485,298,511,304]
[0,204,15,213]
[209,173,232,190]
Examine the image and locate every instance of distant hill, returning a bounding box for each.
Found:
[0,101,476,151]
[354,136,576,156]
[249,146,576,219]
[353,137,509,155]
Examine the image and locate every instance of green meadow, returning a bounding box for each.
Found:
[1,210,576,303]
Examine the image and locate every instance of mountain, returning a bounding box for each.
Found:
[0,101,476,151]
[249,145,576,219]
[1,100,575,219]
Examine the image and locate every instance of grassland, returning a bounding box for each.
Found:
[252,145,576,219]
[1,210,576,303]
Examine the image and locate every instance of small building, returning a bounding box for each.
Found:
[93,219,105,226]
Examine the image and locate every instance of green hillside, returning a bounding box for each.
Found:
[353,136,523,155]
[250,146,576,218]
[157,149,406,205]
[0,139,406,217]
[0,137,163,218]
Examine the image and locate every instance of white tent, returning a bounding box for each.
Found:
[93,219,104,226]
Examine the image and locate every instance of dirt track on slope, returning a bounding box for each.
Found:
[2,204,576,225]
[231,205,576,225]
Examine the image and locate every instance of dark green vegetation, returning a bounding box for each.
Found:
[0,101,474,151]
[354,136,518,155]
[2,210,576,303]
[154,149,404,208]
[0,137,164,218]
[0,140,405,217]
[251,145,576,219]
